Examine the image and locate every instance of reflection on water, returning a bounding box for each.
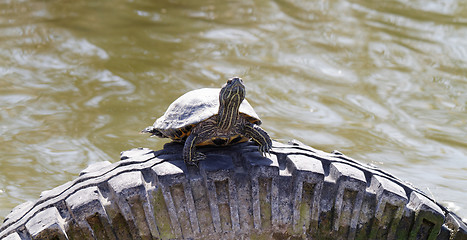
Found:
[1,0,466,221]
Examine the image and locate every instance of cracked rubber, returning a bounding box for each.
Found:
[1,140,466,239]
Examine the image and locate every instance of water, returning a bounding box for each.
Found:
[1,0,466,222]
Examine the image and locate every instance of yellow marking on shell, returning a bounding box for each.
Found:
[170,126,192,140]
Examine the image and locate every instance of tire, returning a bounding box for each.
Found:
[1,140,466,239]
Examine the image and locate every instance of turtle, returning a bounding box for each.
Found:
[142,77,272,164]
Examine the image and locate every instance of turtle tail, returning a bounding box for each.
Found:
[140,126,165,138]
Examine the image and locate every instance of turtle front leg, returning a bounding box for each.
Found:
[243,123,272,157]
[183,133,205,164]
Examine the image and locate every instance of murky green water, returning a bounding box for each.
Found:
[1,0,466,222]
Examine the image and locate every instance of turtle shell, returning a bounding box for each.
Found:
[152,88,261,139]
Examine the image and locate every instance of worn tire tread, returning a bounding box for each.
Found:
[1,141,466,239]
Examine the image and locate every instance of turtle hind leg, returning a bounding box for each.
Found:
[243,123,273,157]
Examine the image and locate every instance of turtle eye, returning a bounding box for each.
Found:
[227,79,233,84]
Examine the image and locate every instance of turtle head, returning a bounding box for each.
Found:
[218,77,245,130]
[220,77,245,105]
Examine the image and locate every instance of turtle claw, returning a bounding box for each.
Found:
[184,152,205,167]
[258,145,272,158]
[193,152,206,162]
[186,160,198,167]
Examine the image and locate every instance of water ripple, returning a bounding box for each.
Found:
[1,0,467,221]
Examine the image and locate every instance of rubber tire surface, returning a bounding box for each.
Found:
[1,140,466,239]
